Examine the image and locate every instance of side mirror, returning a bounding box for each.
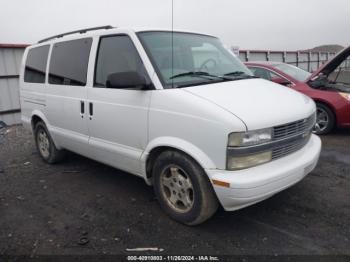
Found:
[106,71,149,89]
[271,76,291,86]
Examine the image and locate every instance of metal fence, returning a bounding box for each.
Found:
[0,44,27,125]
[237,50,339,72]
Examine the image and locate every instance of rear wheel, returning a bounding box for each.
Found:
[313,103,335,135]
[34,122,65,163]
[153,150,219,225]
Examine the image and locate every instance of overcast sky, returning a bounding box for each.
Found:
[0,0,349,50]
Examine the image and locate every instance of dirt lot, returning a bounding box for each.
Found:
[0,125,349,258]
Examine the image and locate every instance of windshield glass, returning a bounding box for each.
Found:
[138,31,252,88]
[273,63,311,82]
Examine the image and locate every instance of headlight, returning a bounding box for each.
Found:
[227,151,272,170]
[227,128,273,170]
[339,92,350,102]
[228,128,272,147]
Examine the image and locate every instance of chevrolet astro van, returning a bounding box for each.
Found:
[20,26,321,225]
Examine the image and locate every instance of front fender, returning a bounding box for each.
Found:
[141,136,217,177]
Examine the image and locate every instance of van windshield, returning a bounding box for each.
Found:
[138,31,253,88]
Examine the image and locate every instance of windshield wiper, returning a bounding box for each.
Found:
[170,71,224,80]
[170,71,255,88]
[224,71,257,79]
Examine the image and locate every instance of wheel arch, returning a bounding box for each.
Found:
[30,110,62,149]
[30,110,50,130]
[142,137,216,184]
[313,99,337,125]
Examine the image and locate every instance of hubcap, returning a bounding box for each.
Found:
[160,165,194,213]
[37,129,50,158]
[313,107,329,134]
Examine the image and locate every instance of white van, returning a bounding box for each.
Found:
[20,26,321,225]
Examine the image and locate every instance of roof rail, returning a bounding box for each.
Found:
[38,25,114,43]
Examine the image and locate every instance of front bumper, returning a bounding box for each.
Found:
[206,134,321,211]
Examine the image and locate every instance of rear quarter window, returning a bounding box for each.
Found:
[24,45,50,83]
[49,38,92,86]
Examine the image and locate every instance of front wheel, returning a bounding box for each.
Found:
[152,150,219,225]
[313,103,335,135]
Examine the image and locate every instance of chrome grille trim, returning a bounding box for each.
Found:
[271,113,315,160]
[273,114,315,141]
[272,135,310,160]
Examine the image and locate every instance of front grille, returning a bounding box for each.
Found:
[272,134,310,160]
[273,114,315,141]
[270,113,315,160]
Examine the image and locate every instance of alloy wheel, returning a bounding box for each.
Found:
[313,107,329,134]
[37,129,50,158]
[160,165,194,213]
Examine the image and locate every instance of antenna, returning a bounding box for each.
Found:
[171,0,174,88]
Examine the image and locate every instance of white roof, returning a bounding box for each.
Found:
[32,26,217,47]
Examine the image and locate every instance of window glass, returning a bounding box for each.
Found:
[138,31,252,88]
[24,45,50,83]
[49,38,92,86]
[272,63,311,82]
[192,43,232,70]
[249,67,277,80]
[95,35,147,88]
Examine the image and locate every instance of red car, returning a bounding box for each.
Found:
[245,47,350,134]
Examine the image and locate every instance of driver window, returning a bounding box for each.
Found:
[249,67,285,81]
[268,70,284,80]
[249,67,272,80]
[94,35,148,88]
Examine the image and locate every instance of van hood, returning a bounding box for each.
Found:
[184,78,315,130]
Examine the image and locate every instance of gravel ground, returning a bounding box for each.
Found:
[0,125,349,258]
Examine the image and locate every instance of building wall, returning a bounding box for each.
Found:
[0,44,27,125]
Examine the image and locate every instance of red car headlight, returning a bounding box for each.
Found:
[339,92,350,102]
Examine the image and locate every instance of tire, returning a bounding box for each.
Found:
[34,121,65,164]
[152,150,219,225]
[313,103,335,135]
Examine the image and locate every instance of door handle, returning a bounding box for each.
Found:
[89,102,93,120]
[80,101,85,118]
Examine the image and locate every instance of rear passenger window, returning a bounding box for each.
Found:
[49,38,92,86]
[94,35,147,88]
[24,45,50,83]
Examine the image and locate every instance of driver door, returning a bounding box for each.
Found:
[87,35,152,175]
